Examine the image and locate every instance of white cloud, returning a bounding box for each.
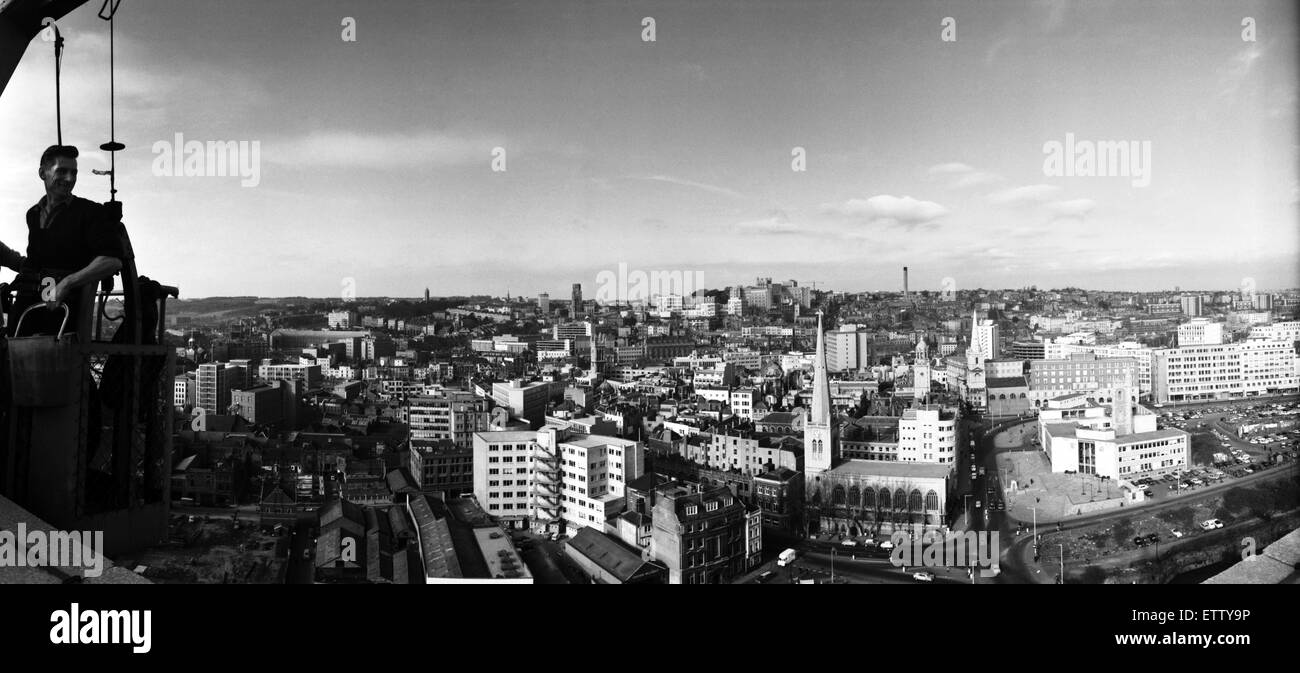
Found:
[986,184,1061,207]
[929,162,1002,188]
[1046,198,1096,218]
[734,210,804,235]
[822,195,950,226]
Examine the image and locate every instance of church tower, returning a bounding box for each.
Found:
[804,311,838,493]
[966,309,986,405]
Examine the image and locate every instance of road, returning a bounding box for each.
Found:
[979,410,1298,583]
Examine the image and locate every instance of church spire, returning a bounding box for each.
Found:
[811,310,831,425]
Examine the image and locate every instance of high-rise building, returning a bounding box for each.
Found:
[196,363,233,414]
[471,427,645,534]
[408,391,491,447]
[538,292,550,314]
[572,283,583,316]
[1180,295,1204,317]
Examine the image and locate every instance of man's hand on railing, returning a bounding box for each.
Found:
[44,277,72,311]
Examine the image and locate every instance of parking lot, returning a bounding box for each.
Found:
[1155,398,1299,488]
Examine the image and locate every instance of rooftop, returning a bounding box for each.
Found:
[1204,527,1300,584]
[565,528,656,583]
[824,460,953,480]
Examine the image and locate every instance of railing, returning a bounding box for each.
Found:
[0,252,178,556]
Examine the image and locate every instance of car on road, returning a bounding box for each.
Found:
[302,548,312,560]
[912,571,934,582]
[840,539,858,547]
[975,500,981,508]
[878,540,895,550]
[1171,530,1184,538]
[860,539,877,547]
[756,571,775,584]
[1143,489,1154,498]
[1200,519,1224,530]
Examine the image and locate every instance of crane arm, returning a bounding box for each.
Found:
[0,0,89,97]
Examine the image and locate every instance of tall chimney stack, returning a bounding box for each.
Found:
[903,267,909,299]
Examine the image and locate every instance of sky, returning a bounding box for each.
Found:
[0,0,1296,299]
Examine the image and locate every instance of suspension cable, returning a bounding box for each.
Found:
[54,25,63,144]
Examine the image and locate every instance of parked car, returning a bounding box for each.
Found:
[840,539,858,547]
[879,540,895,550]
[1200,519,1224,530]
[1171,530,1184,538]
[1144,533,1159,544]
[1133,536,1149,547]
[912,571,934,582]
[756,571,775,584]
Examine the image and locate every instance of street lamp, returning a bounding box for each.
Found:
[1031,506,1037,541]
[830,546,837,583]
[964,494,971,527]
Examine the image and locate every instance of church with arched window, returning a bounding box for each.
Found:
[803,314,957,537]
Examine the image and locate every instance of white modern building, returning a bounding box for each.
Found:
[1152,340,1299,403]
[1177,318,1224,346]
[1039,391,1189,479]
[471,428,645,535]
[897,405,956,464]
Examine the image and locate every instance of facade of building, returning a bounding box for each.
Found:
[1027,353,1138,408]
[258,363,322,392]
[174,375,194,408]
[197,363,234,414]
[327,310,358,329]
[409,441,474,497]
[471,428,645,535]
[898,405,958,464]
[753,467,804,534]
[1177,318,1224,346]
[1039,392,1189,479]
[491,379,551,429]
[650,481,760,584]
[230,385,283,426]
[407,391,491,447]
[1008,340,1046,360]
[1151,340,1299,403]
